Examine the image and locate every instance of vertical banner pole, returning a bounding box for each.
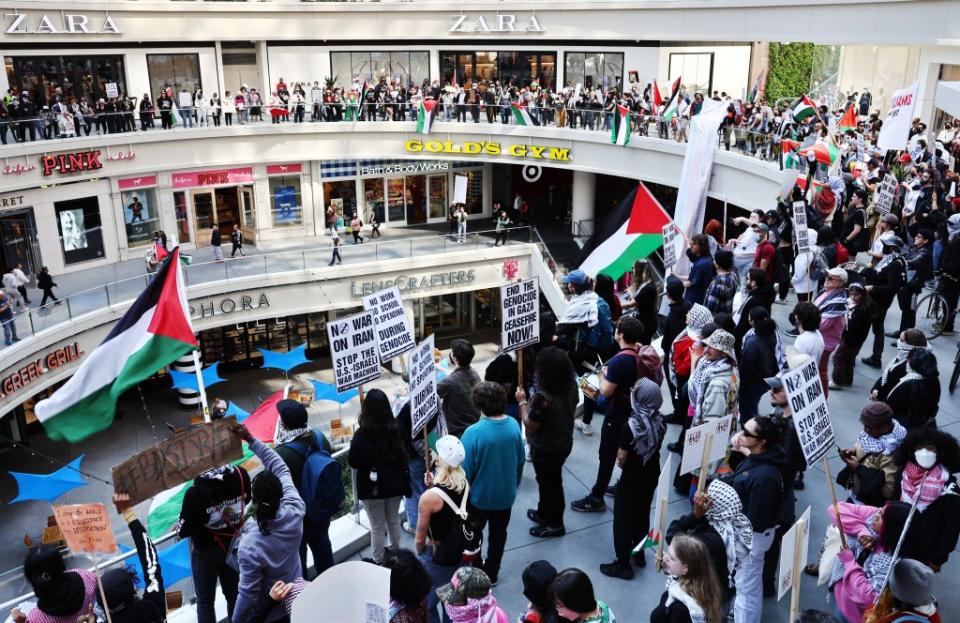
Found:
[789,518,806,623]
[191,349,210,423]
[821,457,847,549]
[655,498,668,572]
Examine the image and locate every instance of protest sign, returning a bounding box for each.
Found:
[292,561,389,623]
[112,419,242,506]
[782,357,835,464]
[792,201,809,254]
[105,83,119,99]
[52,503,117,554]
[453,175,468,204]
[679,416,735,476]
[178,91,193,110]
[327,310,381,392]
[649,454,674,569]
[500,278,540,352]
[408,335,439,438]
[877,82,919,152]
[362,286,415,362]
[876,174,898,215]
[778,506,812,608]
[662,223,680,271]
[856,134,865,163]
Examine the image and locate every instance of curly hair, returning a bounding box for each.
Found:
[893,427,960,473]
[535,347,576,398]
[382,549,432,609]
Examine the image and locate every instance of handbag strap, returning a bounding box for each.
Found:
[430,482,470,520]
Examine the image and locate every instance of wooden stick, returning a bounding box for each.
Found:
[423,424,430,474]
[358,385,365,405]
[655,497,668,572]
[698,432,715,494]
[821,456,848,549]
[517,348,524,390]
[95,562,114,623]
[789,518,806,623]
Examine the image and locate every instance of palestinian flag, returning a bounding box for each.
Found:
[837,104,857,133]
[417,99,438,135]
[35,248,198,442]
[576,183,673,279]
[792,95,817,122]
[154,241,169,261]
[662,76,682,123]
[511,102,540,126]
[634,528,662,553]
[652,80,663,109]
[611,104,631,146]
[781,138,801,169]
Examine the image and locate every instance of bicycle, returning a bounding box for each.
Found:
[912,272,951,340]
[950,340,960,393]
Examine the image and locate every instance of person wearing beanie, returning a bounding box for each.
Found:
[520,561,559,623]
[274,399,335,577]
[863,559,941,622]
[837,402,906,507]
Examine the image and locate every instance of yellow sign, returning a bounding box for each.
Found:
[404,139,571,162]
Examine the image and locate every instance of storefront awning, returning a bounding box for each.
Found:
[935,81,960,119]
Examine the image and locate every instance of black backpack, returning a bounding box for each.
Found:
[429,482,482,566]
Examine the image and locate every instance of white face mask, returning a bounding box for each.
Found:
[753,232,762,243]
[896,339,914,361]
[915,448,937,469]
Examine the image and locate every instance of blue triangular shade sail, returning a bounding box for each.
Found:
[310,380,359,404]
[120,537,192,588]
[9,455,88,503]
[168,362,226,392]
[224,401,250,422]
[259,344,312,373]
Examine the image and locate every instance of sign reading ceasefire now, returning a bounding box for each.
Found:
[405,139,571,162]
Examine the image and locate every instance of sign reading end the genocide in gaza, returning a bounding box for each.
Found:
[111,420,242,506]
[408,334,439,438]
[501,278,540,352]
[362,287,416,362]
[781,357,835,464]
[327,310,381,392]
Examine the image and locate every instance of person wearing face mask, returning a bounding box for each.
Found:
[862,236,908,368]
[650,534,724,623]
[870,329,927,402]
[891,428,960,571]
[883,348,940,429]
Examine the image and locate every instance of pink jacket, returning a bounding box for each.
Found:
[827,501,880,541]
[829,503,888,623]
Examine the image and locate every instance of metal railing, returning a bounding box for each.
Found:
[0,225,534,351]
[573,219,594,241]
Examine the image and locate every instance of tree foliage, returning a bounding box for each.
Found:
[766,43,815,103]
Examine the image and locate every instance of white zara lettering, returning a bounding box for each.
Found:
[4,13,121,34]
[449,14,544,34]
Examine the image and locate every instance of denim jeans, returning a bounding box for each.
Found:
[299,515,333,578]
[457,221,467,243]
[190,545,239,623]
[1,312,16,343]
[181,107,194,128]
[405,454,427,529]
[419,549,457,623]
[734,527,777,623]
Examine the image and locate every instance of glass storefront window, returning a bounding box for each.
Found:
[6,54,126,105]
[363,178,385,223]
[428,175,448,220]
[270,176,302,226]
[329,52,430,88]
[405,175,427,225]
[121,188,160,248]
[463,169,483,215]
[441,51,555,89]
[240,187,256,229]
[323,180,357,219]
[564,52,623,91]
[668,53,713,96]
[54,196,104,265]
[173,191,192,245]
[146,54,201,101]
[386,177,405,222]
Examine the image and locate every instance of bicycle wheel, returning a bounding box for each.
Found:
[914,293,949,340]
[950,344,960,393]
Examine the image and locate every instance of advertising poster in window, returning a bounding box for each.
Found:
[273,185,299,224]
[122,188,159,247]
[55,197,104,264]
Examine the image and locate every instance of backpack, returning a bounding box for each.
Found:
[834,242,850,264]
[287,432,345,522]
[429,482,483,566]
[808,250,828,284]
[584,297,615,349]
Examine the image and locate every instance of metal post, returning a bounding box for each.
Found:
[105,284,111,308]
[263,255,268,277]
[409,239,413,259]
[27,310,35,337]
[301,251,306,272]
[722,198,729,242]
[65,296,72,319]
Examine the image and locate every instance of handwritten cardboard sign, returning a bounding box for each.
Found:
[111,419,242,506]
[679,416,735,476]
[52,503,117,554]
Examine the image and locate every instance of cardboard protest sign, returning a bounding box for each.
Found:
[292,561,390,623]
[112,419,242,506]
[877,82,919,152]
[876,174,898,215]
[453,175,468,204]
[662,223,681,271]
[362,286,415,362]
[781,357,835,464]
[327,310,381,392]
[105,83,119,99]
[777,506,811,600]
[651,453,673,540]
[679,416,735,476]
[52,503,117,554]
[792,201,809,254]
[408,335,439,438]
[500,278,540,352]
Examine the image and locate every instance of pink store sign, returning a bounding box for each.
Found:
[118,175,158,190]
[266,163,302,175]
[171,167,254,189]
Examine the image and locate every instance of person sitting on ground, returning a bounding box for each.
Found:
[883,348,940,429]
[437,567,508,623]
[519,561,559,623]
[650,533,724,623]
[863,558,942,623]
[552,568,616,623]
[837,401,906,507]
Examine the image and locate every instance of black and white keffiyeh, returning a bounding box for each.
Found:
[858,420,906,455]
[628,377,665,464]
[705,480,753,582]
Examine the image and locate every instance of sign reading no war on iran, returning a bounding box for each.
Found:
[501,278,540,352]
[327,310,382,392]
[782,357,835,464]
[362,286,416,362]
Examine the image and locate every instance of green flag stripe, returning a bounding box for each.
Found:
[596,234,665,280]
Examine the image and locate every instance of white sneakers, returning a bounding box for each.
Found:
[575,420,593,436]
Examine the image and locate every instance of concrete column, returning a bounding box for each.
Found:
[214,41,226,98]
[482,163,493,217]
[571,170,596,237]
[257,41,271,99]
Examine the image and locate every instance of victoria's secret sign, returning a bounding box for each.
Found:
[40,150,102,176]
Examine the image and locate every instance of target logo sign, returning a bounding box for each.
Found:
[521,165,542,183]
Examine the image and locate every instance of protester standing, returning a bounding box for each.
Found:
[683,234,716,305]
[815,267,849,399]
[437,339,481,437]
[831,282,877,388]
[621,258,660,346]
[704,250,739,316]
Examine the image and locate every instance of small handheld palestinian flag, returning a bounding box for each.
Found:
[511,102,540,126]
[417,99,438,135]
[633,528,662,553]
[836,104,857,133]
[611,104,631,146]
[662,76,682,123]
[792,95,817,122]
[652,80,663,109]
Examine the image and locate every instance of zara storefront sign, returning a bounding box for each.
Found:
[405,139,571,162]
[5,13,121,34]
[449,14,543,33]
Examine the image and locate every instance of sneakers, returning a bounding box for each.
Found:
[400,520,415,536]
[527,508,545,524]
[861,356,882,368]
[525,444,532,463]
[774,298,788,305]
[575,420,593,436]
[667,442,682,454]
[571,496,605,513]
[828,382,842,390]
[530,525,566,538]
[599,561,634,580]
[605,484,617,497]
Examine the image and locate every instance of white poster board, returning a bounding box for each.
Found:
[777,506,812,600]
[408,335,439,438]
[105,82,119,99]
[662,223,680,271]
[291,561,389,623]
[856,134,865,163]
[361,286,415,362]
[792,201,810,255]
[877,82,919,152]
[876,174,898,215]
[651,454,673,533]
[453,175,468,204]
[781,357,835,464]
[500,278,540,352]
[178,91,194,109]
[327,310,382,392]
[679,416,735,476]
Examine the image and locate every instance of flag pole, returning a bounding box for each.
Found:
[172,247,210,422]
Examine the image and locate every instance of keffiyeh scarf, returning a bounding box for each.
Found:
[816,288,848,320]
[688,356,734,420]
[829,539,892,595]
[858,420,906,455]
[275,419,311,446]
[705,481,753,582]
[664,577,707,623]
[628,377,666,464]
[559,291,600,327]
[445,595,502,623]
[901,463,948,512]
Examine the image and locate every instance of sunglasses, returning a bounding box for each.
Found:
[741,429,761,439]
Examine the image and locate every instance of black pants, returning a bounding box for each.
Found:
[191,546,239,623]
[589,415,626,499]
[329,248,341,265]
[613,452,660,563]
[532,452,569,527]
[456,104,467,122]
[897,287,918,333]
[231,242,244,257]
[494,231,508,246]
[777,246,794,300]
[871,297,894,359]
[468,506,511,580]
[762,521,790,595]
[17,285,29,304]
[352,231,363,244]
[161,111,172,129]
[40,287,58,306]
[944,276,960,332]
[299,516,333,579]
[225,112,233,126]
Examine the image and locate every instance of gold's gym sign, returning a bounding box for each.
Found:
[404,139,571,162]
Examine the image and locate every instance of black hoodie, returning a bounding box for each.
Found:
[731,446,785,532]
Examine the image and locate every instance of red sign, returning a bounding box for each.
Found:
[266,163,302,175]
[172,167,253,189]
[40,151,102,177]
[118,175,157,190]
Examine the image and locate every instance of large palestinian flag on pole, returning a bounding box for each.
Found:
[576,183,673,279]
[417,99,438,135]
[836,103,857,133]
[792,95,817,122]
[511,102,540,126]
[611,104,631,146]
[35,248,198,442]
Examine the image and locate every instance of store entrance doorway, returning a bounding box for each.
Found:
[0,209,41,277]
[191,186,254,247]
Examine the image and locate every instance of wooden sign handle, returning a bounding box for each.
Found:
[789,518,806,623]
[655,497,668,572]
[423,424,430,474]
[95,563,114,623]
[357,385,365,405]
[821,456,848,550]
[698,432,715,493]
[517,348,524,390]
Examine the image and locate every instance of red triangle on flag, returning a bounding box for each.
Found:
[147,248,198,346]
[837,104,857,131]
[670,76,682,95]
[626,183,672,235]
[422,99,438,113]
[653,80,663,108]
[154,241,169,261]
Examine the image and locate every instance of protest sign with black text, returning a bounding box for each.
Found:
[781,357,835,464]
[327,310,381,392]
[408,334,439,438]
[501,278,540,352]
[362,286,416,362]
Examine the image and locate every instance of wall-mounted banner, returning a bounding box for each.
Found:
[405,139,571,162]
[408,334,439,438]
[362,286,416,362]
[501,278,540,352]
[327,310,381,392]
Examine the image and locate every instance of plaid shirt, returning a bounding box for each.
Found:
[704,272,739,316]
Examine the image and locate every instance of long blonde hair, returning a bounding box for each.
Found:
[631,259,659,309]
[432,454,467,493]
[672,534,723,623]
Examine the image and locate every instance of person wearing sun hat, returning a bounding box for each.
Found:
[689,328,739,427]
[665,303,714,456]
[436,567,508,623]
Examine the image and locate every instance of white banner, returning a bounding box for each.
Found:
[453,175,468,204]
[361,286,415,362]
[782,357,835,464]
[877,82,919,152]
[792,201,810,255]
[500,278,540,352]
[777,506,812,600]
[679,416,735,476]
[327,310,382,392]
[408,335,439,438]
[876,174,898,215]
